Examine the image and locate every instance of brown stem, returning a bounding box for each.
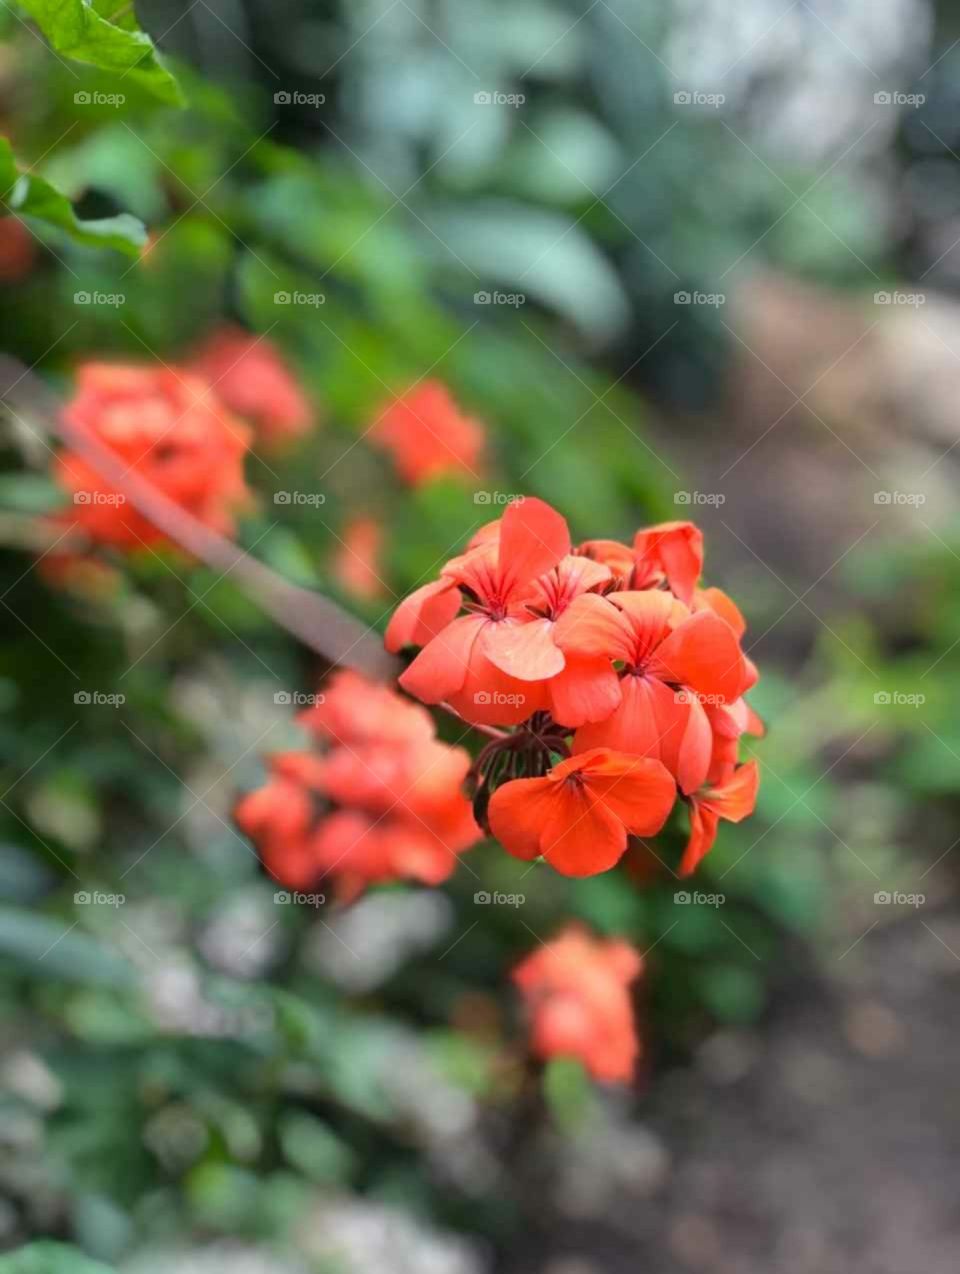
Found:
[0,356,401,682]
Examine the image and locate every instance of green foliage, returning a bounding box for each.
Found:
[0,1243,115,1273]
[0,139,145,256]
[15,0,183,104]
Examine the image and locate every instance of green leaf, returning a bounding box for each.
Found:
[16,0,183,105]
[0,138,145,255]
[0,1241,116,1273]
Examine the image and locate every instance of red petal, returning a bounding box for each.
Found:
[611,590,675,663]
[554,592,633,662]
[577,748,677,836]
[574,673,669,758]
[541,789,627,877]
[678,801,720,876]
[488,776,558,861]
[703,760,760,821]
[633,521,703,604]
[482,616,565,680]
[547,655,622,727]
[385,578,462,651]
[398,613,485,704]
[497,497,570,596]
[649,609,747,703]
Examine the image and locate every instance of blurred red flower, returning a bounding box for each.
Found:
[0,216,36,283]
[191,326,312,449]
[371,380,484,485]
[333,517,386,601]
[53,363,251,550]
[513,925,643,1083]
[236,670,481,899]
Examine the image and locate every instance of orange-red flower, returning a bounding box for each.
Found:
[371,380,484,485]
[191,326,312,449]
[53,363,251,550]
[236,670,481,898]
[488,747,675,876]
[557,589,750,793]
[392,497,571,726]
[513,925,643,1082]
[387,497,762,877]
[333,517,385,602]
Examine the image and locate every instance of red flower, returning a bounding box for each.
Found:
[333,517,385,602]
[393,497,571,725]
[488,747,675,876]
[191,326,312,449]
[557,589,750,793]
[236,671,481,898]
[53,363,251,550]
[513,925,643,1083]
[372,381,484,485]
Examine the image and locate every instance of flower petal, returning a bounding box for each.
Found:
[497,497,570,596]
[541,790,627,877]
[554,592,633,662]
[577,749,677,836]
[633,521,703,604]
[678,801,720,877]
[488,775,558,861]
[483,616,566,680]
[385,578,462,652]
[547,654,622,727]
[398,613,485,704]
[703,760,760,821]
[648,609,747,703]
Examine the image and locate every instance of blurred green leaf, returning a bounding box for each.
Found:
[0,139,145,255]
[15,0,183,105]
[0,1242,116,1273]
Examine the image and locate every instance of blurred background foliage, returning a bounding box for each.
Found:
[1,1,959,1272]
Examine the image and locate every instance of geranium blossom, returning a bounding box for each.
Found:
[488,747,675,876]
[513,925,643,1082]
[371,380,484,485]
[236,670,480,898]
[333,517,385,601]
[53,363,251,550]
[191,326,312,448]
[387,496,762,877]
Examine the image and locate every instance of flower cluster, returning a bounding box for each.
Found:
[371,380,485,486]
[190,326,312,449]
[235,670,482,900]
[387,497,762,877]
[53,363,252,550]
[512,924,643,1083]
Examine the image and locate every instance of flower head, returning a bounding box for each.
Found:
[513,925,643,1082]
[53,363,251,550]
[236,670,480,898]
[488,747,675,877]
[372,381,484,485]
[191,326,312,449]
